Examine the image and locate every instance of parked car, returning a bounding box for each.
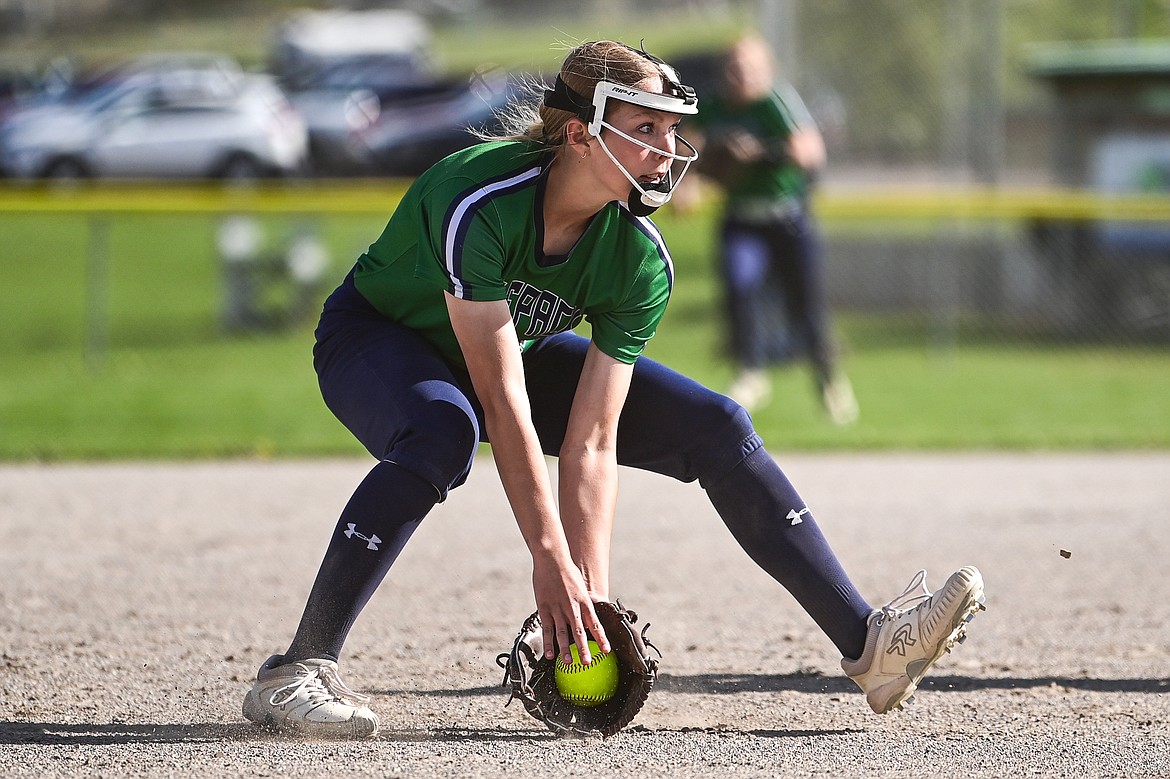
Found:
[270,9,438,175]
[0,54,308,180]
[280,52,441,176]
[0,68,36,129]
[358,68,519,177]
[271,8,432,85]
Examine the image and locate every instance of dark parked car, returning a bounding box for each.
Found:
[271,8,438,175]
[0,68,36,125]
[357,68,519,177]
[280,52,443,176]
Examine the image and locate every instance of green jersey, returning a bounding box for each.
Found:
[694,86,814,206]
[353,140,674,367]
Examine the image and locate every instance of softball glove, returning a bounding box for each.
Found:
[496,600,659,737]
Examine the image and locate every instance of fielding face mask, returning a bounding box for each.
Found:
[543,47,699,216]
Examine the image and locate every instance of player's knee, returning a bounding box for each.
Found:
[693,399,764,490]
[387,399,480,500]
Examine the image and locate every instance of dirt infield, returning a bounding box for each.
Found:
[1,453,1167,778]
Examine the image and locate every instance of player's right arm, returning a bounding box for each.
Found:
[444,292,606,665]
[787,125,825,172]
[772,87,825,173]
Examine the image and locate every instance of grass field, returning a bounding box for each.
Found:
[3,201,1169,460]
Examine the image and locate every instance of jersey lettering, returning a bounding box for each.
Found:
[507,280,584,338]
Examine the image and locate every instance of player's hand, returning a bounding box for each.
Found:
[724,129,767,163]
[531,556,611,665]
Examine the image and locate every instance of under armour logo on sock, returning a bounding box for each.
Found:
[786,507,810,526]
[344,523,382,551]
[886,624,917,656]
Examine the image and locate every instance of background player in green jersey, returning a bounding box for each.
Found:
[692,34,858,423]
[242,39,983,738]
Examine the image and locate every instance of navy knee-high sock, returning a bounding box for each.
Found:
[705,446,872,659]
[284,460,439,663]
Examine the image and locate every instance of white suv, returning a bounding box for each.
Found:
[0,54,308,180]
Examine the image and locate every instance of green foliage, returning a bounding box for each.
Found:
[802,1,948,158]
[431,9,752,75]
[800,0,1170,162]
[0,4,751,73]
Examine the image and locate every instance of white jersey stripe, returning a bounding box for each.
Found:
[626,209,675,291]
[444,166,543,299]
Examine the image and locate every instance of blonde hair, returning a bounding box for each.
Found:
[485,41,665,148]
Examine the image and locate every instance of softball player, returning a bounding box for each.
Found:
[692,35,858,422]
[243,40,984,737]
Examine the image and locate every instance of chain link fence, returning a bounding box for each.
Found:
[725,0,1170,345]
[5,0,1170,347]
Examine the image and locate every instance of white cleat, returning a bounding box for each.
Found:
[821,373,859,426]
[841,566,985,714]
[242,655,380,737]
[727,368,772,412]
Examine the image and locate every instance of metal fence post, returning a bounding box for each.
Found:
[85,215,110,371]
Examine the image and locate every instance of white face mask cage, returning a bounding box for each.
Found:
[542,47,701,215]
[586,80,699,213]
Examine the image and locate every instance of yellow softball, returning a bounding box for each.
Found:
[554,640,618,707]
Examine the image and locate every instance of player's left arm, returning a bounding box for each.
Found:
[557,342,635,604]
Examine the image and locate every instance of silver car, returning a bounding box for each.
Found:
[0,54,308,180]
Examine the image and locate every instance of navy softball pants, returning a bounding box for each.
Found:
[721,209,834,381]
[282,273,871,663]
